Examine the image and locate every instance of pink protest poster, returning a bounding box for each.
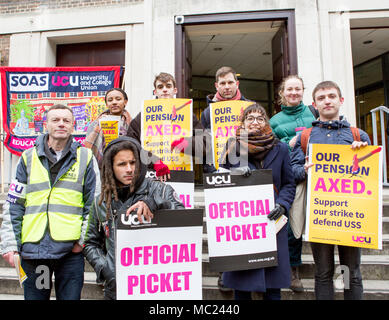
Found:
[115,209,203,300]
[145,170,195,208]
[204,171,278,272]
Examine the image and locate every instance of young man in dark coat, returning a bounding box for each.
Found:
[290,80,370,300]
[83,136,184,300]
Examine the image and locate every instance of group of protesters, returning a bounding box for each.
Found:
[0,66,370,300]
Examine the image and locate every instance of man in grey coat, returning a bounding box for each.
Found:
[0,104,100,300]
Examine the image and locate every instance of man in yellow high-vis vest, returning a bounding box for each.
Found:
[0,104,100,300]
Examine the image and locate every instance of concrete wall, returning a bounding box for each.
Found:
[1,0,389,183]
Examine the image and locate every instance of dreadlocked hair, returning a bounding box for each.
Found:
[99,140,140,219]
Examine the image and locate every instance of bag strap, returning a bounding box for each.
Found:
[308,105,319,119]
[300,127,313,155]
[350,127,360,142]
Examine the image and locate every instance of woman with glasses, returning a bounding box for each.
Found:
[219,103,296,300]
[269,75,317,293]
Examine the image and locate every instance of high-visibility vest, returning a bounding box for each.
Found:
[21,146,92,243]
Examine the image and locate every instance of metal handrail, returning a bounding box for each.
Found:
[370,106,389,186]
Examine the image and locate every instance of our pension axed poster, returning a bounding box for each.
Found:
[116,209,203,300]
[145,170,195,208]
[204,171,278,272]
[0,66,121,156]
[210,100,253,170]
[141,98,193,171]
[306,144,383,249]
[99,115,120,147]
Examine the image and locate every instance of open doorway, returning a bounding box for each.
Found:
[351,18,389,181]
[174,11,298,184]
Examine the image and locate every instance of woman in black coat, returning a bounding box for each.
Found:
[219,103,296,300]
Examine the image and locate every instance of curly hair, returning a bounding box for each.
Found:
[99,140,140,218]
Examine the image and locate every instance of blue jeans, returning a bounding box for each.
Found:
[287,223,302,267]
[21,252,84,300]
[310,242,363,300]
[234,289,281,300]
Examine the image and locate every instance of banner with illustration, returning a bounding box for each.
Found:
[116,208,203,300]
[204,170,278,272]
[210,100,253,170]
[306,144,383,249]
[0,66,121,156]
[141,98,193,171]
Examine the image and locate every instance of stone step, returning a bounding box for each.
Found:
[202,276,389,300]
[1,268,388,300]
[200,252,389,279]
[0,267,104,299]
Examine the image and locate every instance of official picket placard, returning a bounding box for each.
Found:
[204,170,278,272]
[116,209,203,300]
[145,170,195,209]
[141,98,193,171]
[210,100,253,170]
[0,66,121,155]
[306,144,383,249]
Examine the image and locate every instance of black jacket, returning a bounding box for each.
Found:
[83,136,185,299]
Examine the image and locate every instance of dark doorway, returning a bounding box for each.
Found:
[174,11,297,184]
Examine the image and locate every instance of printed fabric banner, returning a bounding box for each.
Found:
[204,170,278,272]
[306,144,383,249]
[141,98,193,171]
[210,100,253,170]
[146,170,195,208]
[116,209,203,300]
[0,66,121,156]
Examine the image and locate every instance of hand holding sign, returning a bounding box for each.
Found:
[126,201,153,223]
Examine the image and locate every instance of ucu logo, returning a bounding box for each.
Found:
[51,76,79,87]
[206,175,231,185]
[352,235,371,244]
[121,213,151,226]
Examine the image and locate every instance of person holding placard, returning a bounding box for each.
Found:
[290,80,370,300]
[85,88,132,168]
[269,75,317,292]
[83,136,185,300]
[127,72,208,180]
[219,103,296,300]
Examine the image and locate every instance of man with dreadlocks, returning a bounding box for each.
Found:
[83,136,184,300]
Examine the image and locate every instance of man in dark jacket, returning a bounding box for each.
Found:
[200,66,250,175]
[290,80,370,300]
[83,136,184,300]
[0,104,100,300]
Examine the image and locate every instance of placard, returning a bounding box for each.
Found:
[141,98,193,171]
[306,144,382,249]
[116,208,203,300]
[204,170,278,272]
[146,170,195,209]
[210,100,253,169]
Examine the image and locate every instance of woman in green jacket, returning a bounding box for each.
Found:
[270,75,317,150]
[269,75,317,293]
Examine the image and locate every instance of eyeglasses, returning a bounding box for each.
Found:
[245,116,266,124]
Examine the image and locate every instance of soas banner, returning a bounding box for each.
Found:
[0,66,121,156]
